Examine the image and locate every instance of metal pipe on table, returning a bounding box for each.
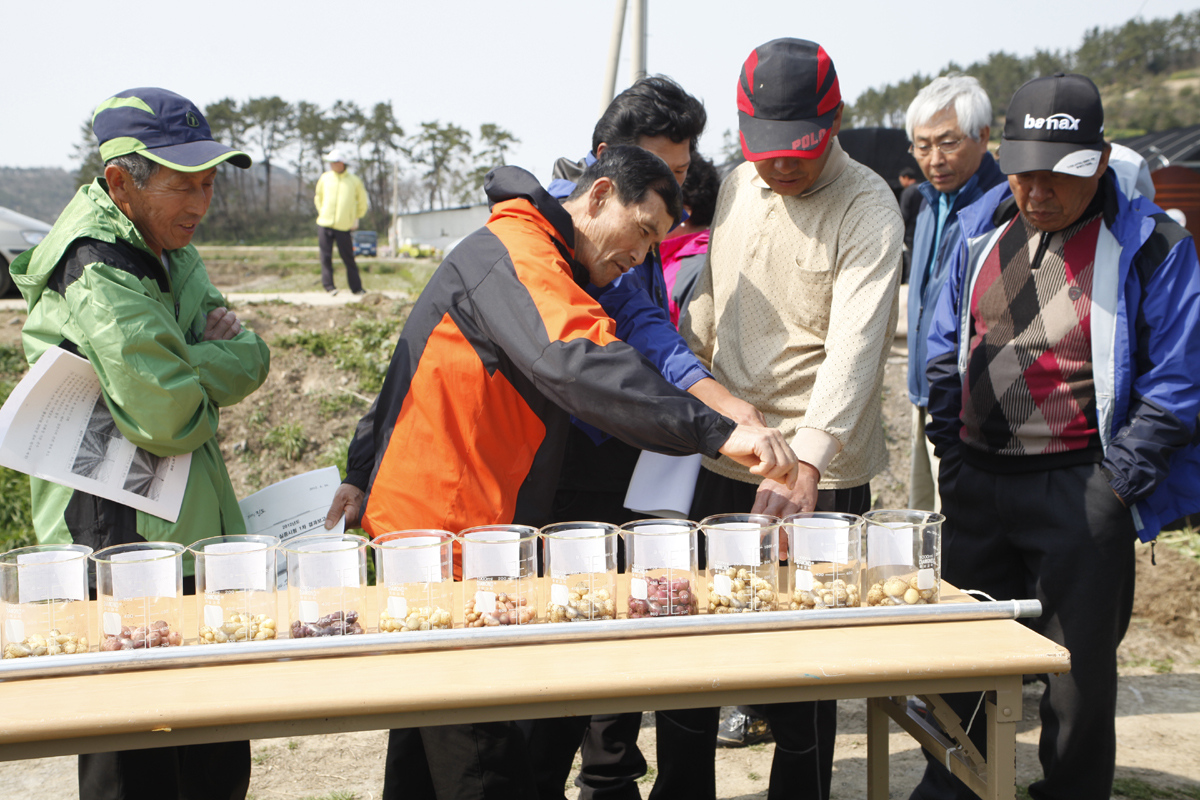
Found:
[0,599,1041,682]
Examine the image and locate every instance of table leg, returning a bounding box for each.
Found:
[867,697,890,800]
[985,677,1020,800]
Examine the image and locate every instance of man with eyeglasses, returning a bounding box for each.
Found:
[903,75,1005,511]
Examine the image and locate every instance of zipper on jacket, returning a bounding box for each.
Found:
[1031,231,1051,270]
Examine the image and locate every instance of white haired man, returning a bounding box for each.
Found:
[904,76,1006,510]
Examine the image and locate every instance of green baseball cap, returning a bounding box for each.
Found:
[93,87,251,171]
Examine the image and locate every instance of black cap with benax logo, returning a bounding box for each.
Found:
[999,73,1105,177]
[737,38,842,161]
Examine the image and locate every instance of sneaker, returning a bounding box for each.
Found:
[326,288,339,296]
[716,707,772,747]
[352,289,368,296]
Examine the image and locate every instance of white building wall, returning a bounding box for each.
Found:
[391,204,492,252]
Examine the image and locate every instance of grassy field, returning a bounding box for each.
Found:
[196,245,439,295]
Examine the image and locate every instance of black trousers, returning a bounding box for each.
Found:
[79,743,250,800]
[650,469,870,800]
[909,454,1136,800]
[519,485,646,800]
[382,723,538,800]
[318,226,362,293]
[79,581,251,800]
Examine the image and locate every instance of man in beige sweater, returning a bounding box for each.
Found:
[665,38,903,800]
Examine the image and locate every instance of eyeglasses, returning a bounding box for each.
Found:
[909,137,966,158]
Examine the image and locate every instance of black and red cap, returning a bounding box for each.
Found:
[737,38,842,162]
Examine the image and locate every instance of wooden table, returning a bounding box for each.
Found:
[0,584,1067,800]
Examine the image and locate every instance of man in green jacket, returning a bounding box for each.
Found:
[12,86,270,800]
[314,147,369,295]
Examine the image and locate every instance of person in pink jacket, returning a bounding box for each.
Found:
[661,154,720,328]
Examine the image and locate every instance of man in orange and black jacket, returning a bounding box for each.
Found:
[325,146,799,800]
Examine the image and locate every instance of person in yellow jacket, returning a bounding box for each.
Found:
[314,147,369,295]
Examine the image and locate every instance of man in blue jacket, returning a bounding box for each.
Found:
[914,74,1200,800]
[549,76,763,530]
[904,75,1005,511]
[529,76,764,800]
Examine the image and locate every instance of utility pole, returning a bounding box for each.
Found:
[600,0,627,115]
[630,0,647,83]
[599,0,647,116]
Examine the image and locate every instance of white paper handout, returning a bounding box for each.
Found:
[0,347,190,521]
[624,451,702,518]
[239,467,344,590]
[239,466,344,542]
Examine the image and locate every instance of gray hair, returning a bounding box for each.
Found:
[104,153,160,190]
[905,75,993,142]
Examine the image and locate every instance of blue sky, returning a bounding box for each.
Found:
[5,0,1196,181]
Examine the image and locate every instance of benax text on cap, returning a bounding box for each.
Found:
[999,73,1105,177]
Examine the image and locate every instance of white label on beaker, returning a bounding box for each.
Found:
[388,596,408,618]
[297,541,360,589]
[790,520,851,565]
[917,568,936,590]
[110,550,176,600]
[548,529,608,577]
[203,604,224,628]
[867,524,914,568]
[473,590,496,614]
[5,619,24,642]
[16,551,87,604]
[631,577,648,600]
[634,526,691,570]
[708,523,762,568]
[795,568,814,591]
[204,542,268,593]
[298,600,320,624]
[713,573,733,597]
[382,537,443,585]
[463,531,521,580]
[102,611,123,637]
[550,582,570,606]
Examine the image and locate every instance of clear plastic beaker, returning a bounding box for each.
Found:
[701,514,780,613]
[189,535,278,644]
[0,544,92,657]
[373,530,455,632]
[784,513,864,609]
[283,532,369,637]
[91,542,185,650]
[460,525,539,627]
[622,519,699,618]
[541,522,619,623]
[863,509,945,606]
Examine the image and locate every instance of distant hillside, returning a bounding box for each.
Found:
[0,167,78,223]
[848,9,1200,139]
